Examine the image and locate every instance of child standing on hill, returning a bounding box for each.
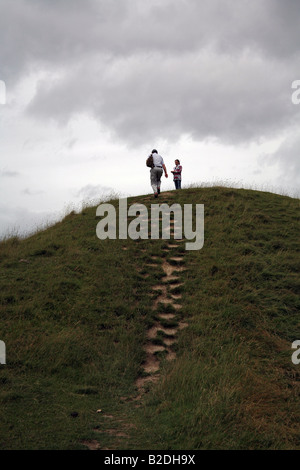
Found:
[171,159,182,189]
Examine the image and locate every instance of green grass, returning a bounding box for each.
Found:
[0,187,299,449]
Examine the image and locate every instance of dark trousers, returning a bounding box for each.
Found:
[174,179,181,189]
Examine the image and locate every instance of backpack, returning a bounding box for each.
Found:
[146,154,154,168]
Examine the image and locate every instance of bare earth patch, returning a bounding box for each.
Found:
[81,440,101,451]
[83,237,188,451]
[135,242,188,399]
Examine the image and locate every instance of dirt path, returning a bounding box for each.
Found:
[82,200,187,450]
[135,242,187,397]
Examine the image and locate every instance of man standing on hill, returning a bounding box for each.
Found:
[148,149,168,198]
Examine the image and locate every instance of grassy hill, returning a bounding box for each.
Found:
[0,186,299,450]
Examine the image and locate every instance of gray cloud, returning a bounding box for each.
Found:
[0,0,292,146]
[265,131,300,194]
[0,1,299,134]
[21,188,45,196]
[75,184,116,201]
[2,0,300,82]
[26,50,297,145]
[0,170,20,177]
[1,0,300,200]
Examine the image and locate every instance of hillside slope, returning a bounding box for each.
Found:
[0,187,299,449]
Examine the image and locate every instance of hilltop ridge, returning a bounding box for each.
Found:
[0,186,299,450]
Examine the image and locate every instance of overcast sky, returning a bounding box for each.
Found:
[0,0,299,238]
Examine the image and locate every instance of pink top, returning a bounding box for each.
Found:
[173,164,182,180]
